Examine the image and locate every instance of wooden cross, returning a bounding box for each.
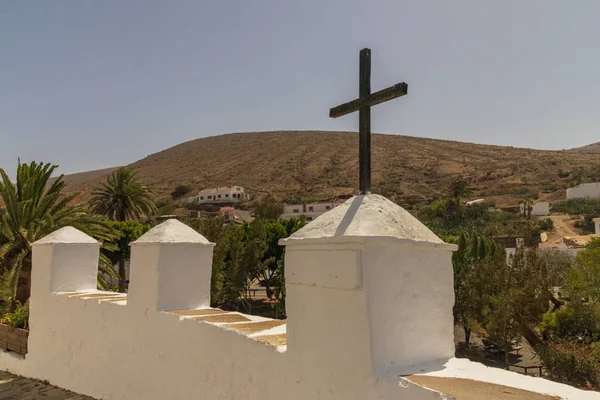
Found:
[330,48,408,194]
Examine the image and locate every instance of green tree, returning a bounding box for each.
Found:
[254,195,283,220]
[101,220,151,289]
[192,215,230,306]
[90,167,157,292]
[452,232,496,346]
[221,221,264,313]
[0,161,119,310]
[170,185,191,200]
[448,177,472,204]
[565,238,600,302]
[523,198,535,220]
[485,249,551,364]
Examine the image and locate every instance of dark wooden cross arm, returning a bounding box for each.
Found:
[329,83,408,119]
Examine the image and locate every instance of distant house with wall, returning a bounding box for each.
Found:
[220,207,252,224]
[595,218,600,235]
[519,201,550,216]
[538,241,583,257]
[184,186,250,204]
[566,182,600,200]
[281,202,340,221]
[493,236,525,261]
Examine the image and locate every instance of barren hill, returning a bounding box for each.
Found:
[51,167,118,187]
[61,131,600,207]
[570,142,600,153]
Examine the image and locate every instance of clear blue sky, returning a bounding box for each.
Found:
[2,1,600,175]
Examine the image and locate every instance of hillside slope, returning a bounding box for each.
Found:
[570,142,600,153]
[51,166,118,187]
[62,131,600,207]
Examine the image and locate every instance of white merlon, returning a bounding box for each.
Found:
[31,227,100,294]
[129,219,215,311]
[282,194,456,382]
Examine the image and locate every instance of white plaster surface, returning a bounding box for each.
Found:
[132,219,211,244]
[34,226,99,245]
[287,195,445,244]
[520,201,550,216]
[567,182,600,200]
[3,217,598,399]
[419,357,600,400]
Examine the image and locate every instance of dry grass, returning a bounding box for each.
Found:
[224,320,286,335]
[193,314,250,323]
[58,131,600,207]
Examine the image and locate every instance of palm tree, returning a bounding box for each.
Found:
[523,198,535,220]
[89,167,157,292]
[0,161,119,310]
[448,177,473,205]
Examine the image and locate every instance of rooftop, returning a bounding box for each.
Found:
[283,194,452,247]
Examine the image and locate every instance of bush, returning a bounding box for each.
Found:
[537,218,554,232]
[537,341,600,389]
[0,303,29,329]
[551,199,600,216]
[539,303,600,344]
[170,185,192,200]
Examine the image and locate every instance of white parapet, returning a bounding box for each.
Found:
[128,219,215,312]
[4,214,597,400]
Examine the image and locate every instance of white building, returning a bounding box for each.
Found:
[566,182,600,200]
[185,186,250,204]
[281,202,340,221]
[519,201,550,216]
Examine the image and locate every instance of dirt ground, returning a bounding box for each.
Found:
[0,371,93,400]
[546,214,580,240]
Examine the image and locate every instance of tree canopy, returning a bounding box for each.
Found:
[0,161,119,309]
[90,167,157,222]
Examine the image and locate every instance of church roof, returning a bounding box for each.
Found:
[283,194,452,248]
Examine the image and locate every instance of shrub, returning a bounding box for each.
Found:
[537,341,600,389]
[170,185,191,200]
[537,218,554,232]
[539,303,600,344]
[0,303,29,329]
[551,199,600,216]
[575,215,597,234]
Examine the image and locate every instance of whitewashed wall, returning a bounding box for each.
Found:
[567,183,600,200]
[0,200,596,400]
[519,202,550,216]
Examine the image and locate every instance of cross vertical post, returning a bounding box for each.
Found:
[359,48,371,194]
[329,48,408,196]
